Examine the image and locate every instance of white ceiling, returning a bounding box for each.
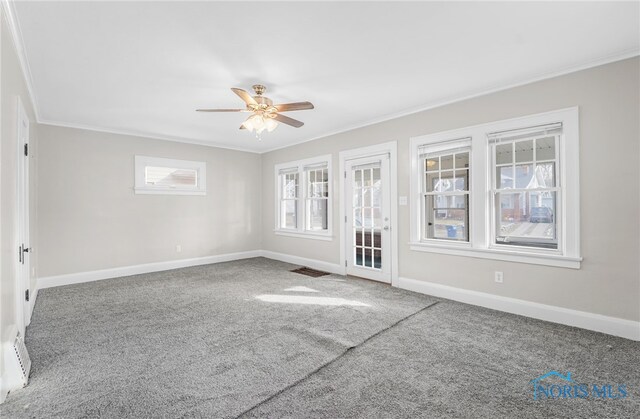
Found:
[11,1,640,153]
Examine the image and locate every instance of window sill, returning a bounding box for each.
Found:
[274,230,333,241]
[409,242,582,269]
[134,188,206,196]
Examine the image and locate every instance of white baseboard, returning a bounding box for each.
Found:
[37,250,262,289]
[260,250,345,275]
[397,276,640,341]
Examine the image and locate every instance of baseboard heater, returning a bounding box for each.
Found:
[13,332,31,386]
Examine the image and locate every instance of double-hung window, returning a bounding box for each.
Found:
[420,140,471,242]
[410,108,581,268]
[275,155,332,239]
[490,124,561,249]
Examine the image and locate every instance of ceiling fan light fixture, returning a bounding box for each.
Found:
[265,117,278,132]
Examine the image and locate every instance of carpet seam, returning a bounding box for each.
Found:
[233,300,440,418]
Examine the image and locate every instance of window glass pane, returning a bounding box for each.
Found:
[454,170,468,191]
[283,173,298,198]
[515,140,534,163]
[496,191,556,249]
[496,166,513,189]
[495,143,513,165]
[282,199,297,229]
[307,168,326,198]
[424,195,468,241]
[441,154,453,170]
[439,171,455,192]
[515,164,534,188]
[145,166,197,187]
[364,168,372,187]
[425,172,439,193]
[425,157,439,172]
[536,136,556,161]
[535,163,555,187]
[307,199,328,230]
[354,169,362,188]
[455,152,469,170]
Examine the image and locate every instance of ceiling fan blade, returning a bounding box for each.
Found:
[274,113,304,128]
[231,88,258,106]
[274,102,314,112]
[196,109,248,112]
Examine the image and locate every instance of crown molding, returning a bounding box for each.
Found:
[1,0,40,121]
[37,119,261,154]
[260,48,639,154]
[3,0,637,154]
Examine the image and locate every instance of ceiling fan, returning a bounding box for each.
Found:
[196,84,314,135]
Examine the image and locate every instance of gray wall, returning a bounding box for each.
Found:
[261,57,640,322]
[36,125,262,277]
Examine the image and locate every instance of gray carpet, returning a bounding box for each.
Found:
[1,257,638,418]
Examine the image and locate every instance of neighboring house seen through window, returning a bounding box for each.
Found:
[410,108,581,268]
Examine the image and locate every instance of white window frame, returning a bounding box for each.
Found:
[274,155,333,241]
[409,107,581,269]
[134,155,206,196]
[419,139,472,244]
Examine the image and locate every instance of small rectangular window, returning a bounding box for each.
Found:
[420,140,471,242]
[135,156,206,195]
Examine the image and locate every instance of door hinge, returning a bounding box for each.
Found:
[25,289,29,302]
[344,171,347,178]
[24,143,28,157]
[345,215,347,223]
[345,260,347,267]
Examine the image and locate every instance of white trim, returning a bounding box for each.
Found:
[1,0,635,156]
[274,154,333,238]
[274,231,334,241]
[339,141,399,285]
[409,107,581,268]
[39,120,261,154]
[260,250,345,276]
[134,155,206,196]
[397,276,640,341]
[37,251,261,289]
[409,243,581,269]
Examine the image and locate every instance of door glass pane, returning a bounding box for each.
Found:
[352,162,383,271]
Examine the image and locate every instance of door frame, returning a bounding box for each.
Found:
[15,97,31,335]
[339,141,398,286]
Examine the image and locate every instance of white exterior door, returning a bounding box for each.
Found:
[345,154,391,283]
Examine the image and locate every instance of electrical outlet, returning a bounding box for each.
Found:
[176,244,182,253]
[495,271,504,283]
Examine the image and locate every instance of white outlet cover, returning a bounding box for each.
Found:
[399,196,408,206]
